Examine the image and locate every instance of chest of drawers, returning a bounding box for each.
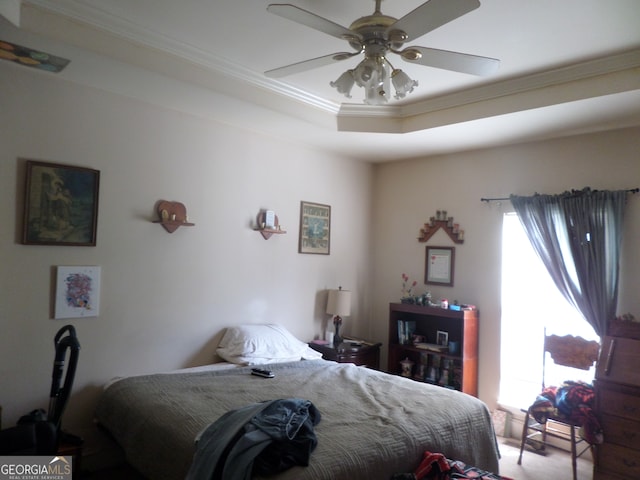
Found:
[594,322,640,479]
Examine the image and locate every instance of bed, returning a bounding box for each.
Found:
[95,325,500,479]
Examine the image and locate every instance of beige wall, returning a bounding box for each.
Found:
[1,63,639,458]
[0,68,373,441]
[371,128,640,405]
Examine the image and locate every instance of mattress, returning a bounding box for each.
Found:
[95,359,500,479]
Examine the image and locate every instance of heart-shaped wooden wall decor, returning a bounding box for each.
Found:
[155,200,194,233]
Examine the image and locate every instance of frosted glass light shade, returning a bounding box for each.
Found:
[331,56,417,104]
[330,70,355,98]
[392,69,418,99]
[353,55,390,105]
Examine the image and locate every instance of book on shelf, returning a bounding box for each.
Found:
[397,320,416,345]
[431,354,441,368]
[414,342,448,352]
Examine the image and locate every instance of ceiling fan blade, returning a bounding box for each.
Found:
[265,52,359,78]
[399,46,499,75]
[388,0,480,41]
[267,4,357,41]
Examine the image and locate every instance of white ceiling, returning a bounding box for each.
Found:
[2,0,640,162]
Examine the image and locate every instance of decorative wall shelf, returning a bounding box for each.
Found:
[417,211,464,244]
[254,210,286,239]
[153,200,194,233]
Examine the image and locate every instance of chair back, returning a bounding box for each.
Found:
[542,330,599,390]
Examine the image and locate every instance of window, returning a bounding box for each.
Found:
[499,213,598,409]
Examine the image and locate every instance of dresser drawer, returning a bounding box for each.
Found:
[601,413,640,449]
[596,443,640,478]
[598,385,640,422]
[593,470,625,480]
[339,350,379,368]
[597,336,640,387]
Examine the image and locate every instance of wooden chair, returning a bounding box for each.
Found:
[517,330,600,480]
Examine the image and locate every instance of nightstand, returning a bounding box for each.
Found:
[58,431,83,474]
[309,341,381,369]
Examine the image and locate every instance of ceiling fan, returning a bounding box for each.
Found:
[265,0,499,105]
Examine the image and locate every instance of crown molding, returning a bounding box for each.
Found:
[337,48,640,132]
[0,0,21,26]
[22,0,640,135]
[24,0,341,114]
[402,48,640,117]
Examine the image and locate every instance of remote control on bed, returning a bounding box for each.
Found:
[251,368,275,378]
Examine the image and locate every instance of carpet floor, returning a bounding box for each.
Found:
[498,436,594,480]
[80,436,594,479]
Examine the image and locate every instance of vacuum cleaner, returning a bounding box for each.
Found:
[0,324,81,454]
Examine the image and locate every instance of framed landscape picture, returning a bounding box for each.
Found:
[298,201,331,254]
[22,160,100,246]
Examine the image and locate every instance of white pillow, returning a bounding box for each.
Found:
[216,324,323,365]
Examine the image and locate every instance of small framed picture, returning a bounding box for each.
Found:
[55,266,101,319]
[22,160,100,246]
[298,201,331,255]
[425,246,455,286]
[437,330,449,346]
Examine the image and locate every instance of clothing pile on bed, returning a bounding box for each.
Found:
[529,380,603,444]
[186,398,321,480]
[392,451,513,480]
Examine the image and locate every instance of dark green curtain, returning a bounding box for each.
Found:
[510,188,628,337]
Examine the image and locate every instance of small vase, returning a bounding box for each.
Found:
[333,324,342,346]
[400,357,414,377]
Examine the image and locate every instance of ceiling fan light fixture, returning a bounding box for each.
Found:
[352,55,390,105]
[332,55,419,104]
[391,69,418,99]
[266,0,499,106]
[330,70,356,98]
[353,56,381,87]
[363,83,388,105]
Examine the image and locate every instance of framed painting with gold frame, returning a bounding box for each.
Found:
[298,201,331,255]
[22,160,100,246]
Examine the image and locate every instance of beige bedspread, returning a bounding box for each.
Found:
[95,360,500,479]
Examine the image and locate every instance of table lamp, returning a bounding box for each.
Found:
[326,286,351,347]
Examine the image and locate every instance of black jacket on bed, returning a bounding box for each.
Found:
[186,397,321,480]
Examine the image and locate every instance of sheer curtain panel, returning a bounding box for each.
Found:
[510,188,629,337]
